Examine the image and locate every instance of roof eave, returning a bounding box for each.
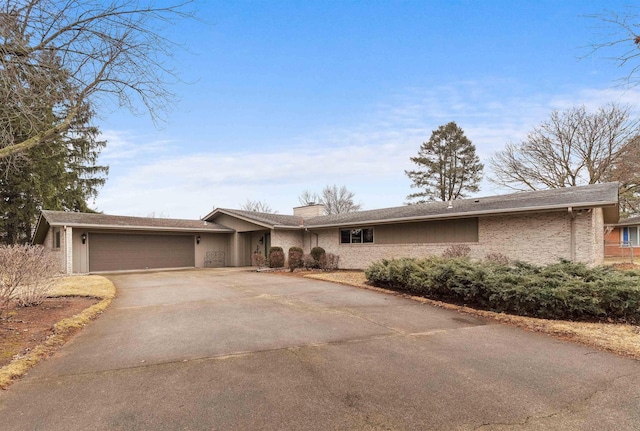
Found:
[32,213,49,244]
[42,222,234,233]
[306,201,619,229]
[204,208,277,229]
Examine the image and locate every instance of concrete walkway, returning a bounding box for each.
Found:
[0,269,639,430]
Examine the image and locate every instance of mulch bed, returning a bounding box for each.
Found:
[0,297,99,368]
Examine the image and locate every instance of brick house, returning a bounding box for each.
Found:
[33,182,619,273]
[604,215,640,259]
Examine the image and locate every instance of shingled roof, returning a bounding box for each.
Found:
[306,182,620,227]
[208,208,305,229]
[33,210,233,244]
[609,215,640,226]
[205,182,619,228]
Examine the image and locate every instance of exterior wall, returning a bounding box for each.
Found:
[375,219,478,244]
[270,229,304,265]
[214,214,267,232]
[577,208,603,264]
[604,225,640,258]
[312,210,604,269]
[195,233,231,268]
[43,227,65,273]
[293,204,325,218]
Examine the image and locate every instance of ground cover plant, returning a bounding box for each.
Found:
[365,257,640,324]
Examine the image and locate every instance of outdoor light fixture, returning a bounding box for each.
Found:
[196,235,201,244]
[81,233,87,244]
[259,236,264,245]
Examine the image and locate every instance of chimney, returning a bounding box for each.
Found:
[293,204,325,218]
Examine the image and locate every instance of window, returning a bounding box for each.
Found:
[53,228,61,249]
[340,228,374,244]
[622,226,640,247]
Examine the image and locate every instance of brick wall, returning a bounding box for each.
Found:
[309,210,604,269]
[43,228,65,273]
[270,229,304,264]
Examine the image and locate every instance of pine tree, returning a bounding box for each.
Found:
[405,122,483,203]
[0,105,108,244]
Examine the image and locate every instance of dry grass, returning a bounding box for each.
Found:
[305,271,640,361]
[0,275,115,389]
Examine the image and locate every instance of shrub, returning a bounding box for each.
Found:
[442,244,471,259]
[310,246,326,263]
[0,245,57,313]
[365,257,640,324]
[302,254,318,269]
[268,246,285,268]
[288,247,304,272]
[484,252,510,265]
[253,252,266,269]
[321,253,340,271]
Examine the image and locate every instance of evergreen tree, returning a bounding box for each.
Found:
[0,105,108,244]
[405,122,483,203]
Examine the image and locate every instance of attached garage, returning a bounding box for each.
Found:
[88,233,195,272]
[32,211,234,274]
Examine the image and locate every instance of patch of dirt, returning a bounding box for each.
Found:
[0,297,98,368]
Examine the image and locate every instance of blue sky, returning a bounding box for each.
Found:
[94,0,640,219]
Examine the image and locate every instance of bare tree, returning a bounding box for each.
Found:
[240,199,277,214]
[585,8,640,88]
[0,0,193,159]
[321,185,362,215]
[298,190,320,206]
[490,104,640,215]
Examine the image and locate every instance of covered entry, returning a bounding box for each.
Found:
[89,233,195,272]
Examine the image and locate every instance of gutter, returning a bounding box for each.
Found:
[43,223,235,233]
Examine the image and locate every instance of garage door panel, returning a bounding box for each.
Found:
[89,233,195,272]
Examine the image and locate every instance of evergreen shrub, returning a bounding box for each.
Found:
[365,257,640,323]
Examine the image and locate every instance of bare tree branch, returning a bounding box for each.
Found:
[240,199,277,214]
[584,8,640,88]
[0,0,194,159]
[489,104,640,215]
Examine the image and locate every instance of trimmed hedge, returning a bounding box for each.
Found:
[288,247,304,272]
[310,246,325,262]
[365,257,640,324]
[268,246,285,268]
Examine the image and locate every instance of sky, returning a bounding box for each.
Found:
[93,0,640,219]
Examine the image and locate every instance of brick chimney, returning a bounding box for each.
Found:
[293,204,325,218]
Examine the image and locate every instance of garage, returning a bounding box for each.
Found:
[89,233,195,272]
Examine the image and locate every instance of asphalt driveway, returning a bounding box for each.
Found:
[1,269,639,430]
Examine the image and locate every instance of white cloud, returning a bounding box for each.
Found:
[94,82,640,219]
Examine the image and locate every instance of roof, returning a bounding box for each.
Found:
[33,210,233,244]
[205,208,304,229]
[204,182,620,228]
[609,215,640,227]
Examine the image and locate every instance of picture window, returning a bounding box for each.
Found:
[340,228,374,244]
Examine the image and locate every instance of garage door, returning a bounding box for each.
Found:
[89,233,195,272]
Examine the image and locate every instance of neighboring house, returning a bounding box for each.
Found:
[33,182,620,274]
[604,215,640,259]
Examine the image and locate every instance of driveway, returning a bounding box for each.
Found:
[0,269,639,430]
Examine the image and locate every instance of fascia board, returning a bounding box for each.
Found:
[43,222,234,233]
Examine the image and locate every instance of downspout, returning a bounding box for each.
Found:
[64,225,73,274]
[568,207,575,261]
